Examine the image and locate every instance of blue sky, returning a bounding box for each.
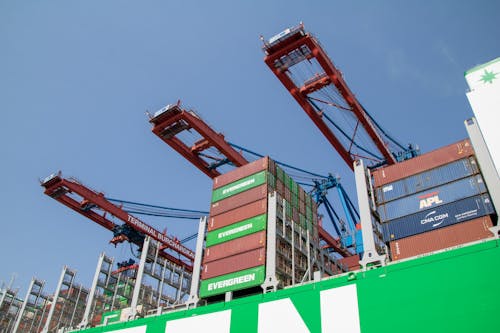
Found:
[1,1,499,296]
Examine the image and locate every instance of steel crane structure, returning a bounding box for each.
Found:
[148,101,247,178]
[149,103,351,257]
[261,24,416,169]
[41,173,195,271]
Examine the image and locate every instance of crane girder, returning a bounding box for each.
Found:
[41,173,194,271]
[318,226,351,257]
[149,102,248,178]
[263,25,397,169]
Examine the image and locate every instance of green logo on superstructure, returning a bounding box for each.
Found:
[479,69,497,84]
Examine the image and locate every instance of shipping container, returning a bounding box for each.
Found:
[205,214,267,247]
[212,157,274,190]
[210,184,270,216]
[372,139,474,187]
[208,198,268,231]
[377,174,487,222]
[382,194,494,241]
[375,156,479,204]
[212,171,268,203]
[201,247,266,280]
[199,265,266,298]
[390,216,494,261]
[338,254,360,272]
[203,231,266,264]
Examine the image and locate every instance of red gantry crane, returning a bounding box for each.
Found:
[149,101,248,178]
[149,102,351,257]
[41,173,195,271]
[261,24,411,169]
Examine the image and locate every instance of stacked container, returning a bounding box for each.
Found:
[199,157,337,299]
[371,139,496,261]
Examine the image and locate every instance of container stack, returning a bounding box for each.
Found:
[198,157,340,299]
[371,139,497,261]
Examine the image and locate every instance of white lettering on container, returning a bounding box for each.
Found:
[207,273,256,291]
[222,178,256,195]
[218,223,253,239]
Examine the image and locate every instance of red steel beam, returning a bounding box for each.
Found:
[264,28,397,168]
[265,52,354,168]
[150,104,248,178]
[318,226,351,258]
[42,174,194,271]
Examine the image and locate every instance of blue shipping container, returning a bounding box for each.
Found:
[375,157,479,204]
[377,174,487,222]
[382,193,494,242]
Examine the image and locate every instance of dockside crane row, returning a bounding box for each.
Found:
[41,173,195,271]
[149,102,353,257]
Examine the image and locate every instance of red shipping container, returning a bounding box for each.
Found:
[208,198,268,231]
[201,247,266,280]
[212,157,271,190]
[372,139,474,187]
[203,231,266,264]
[390,215,494,261]
[210,184,269,216]
[338,254,360,272]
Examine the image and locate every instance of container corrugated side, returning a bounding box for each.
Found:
[382,193,494,241]
[203,230,266,264]
[212,157,272,190]
[208,198,267,231]
[210,184,269,216]
[205,214,267,247]
[201,247,266,280]
[372,139,474,187]
[390,215,494,261]
[377,174,487,222]
[375,156,479,204]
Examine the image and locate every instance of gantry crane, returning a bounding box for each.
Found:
[41,173,195,271]
[148,101,248,178]
[149,102,352,257]
[261,24,417,169]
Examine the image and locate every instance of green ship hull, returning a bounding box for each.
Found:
[76,238,499,332]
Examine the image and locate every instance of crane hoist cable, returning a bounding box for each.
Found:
[307,97,383,162]
[228,142,328,179]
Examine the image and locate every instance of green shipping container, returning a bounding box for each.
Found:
[199,265,266,298]
[205,214,267,247]
[276,166,284,181]
[211,171,267,203]
[100,310,122,324]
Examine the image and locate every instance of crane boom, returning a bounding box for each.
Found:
[149,102,248,178]
[262,24,397,169]
[41,173,194,271]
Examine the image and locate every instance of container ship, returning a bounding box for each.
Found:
[1,25,498,333]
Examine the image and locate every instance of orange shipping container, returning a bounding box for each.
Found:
[212,157,272,190]
[210,184,269,217]
[390,216,494,261]
[372,139,474,187]
[203,231,266,264]
[208,198,267,231]
[201,247,266,280]
[338,254,360,272]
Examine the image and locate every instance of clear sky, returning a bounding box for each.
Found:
[1,1,499,296]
